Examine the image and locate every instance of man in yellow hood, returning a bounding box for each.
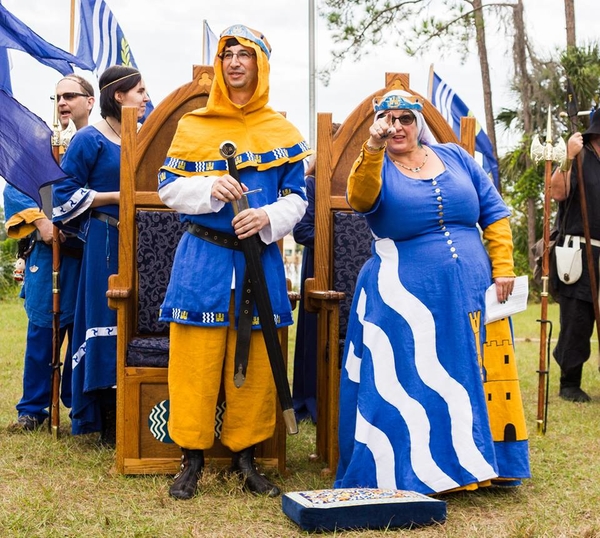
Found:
[158,24,312,500]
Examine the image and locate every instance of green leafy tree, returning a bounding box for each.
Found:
[498,43,600,282]
[320,0,525,174]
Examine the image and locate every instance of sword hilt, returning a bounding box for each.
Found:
[219,140,249,214]
[219,140,237,160]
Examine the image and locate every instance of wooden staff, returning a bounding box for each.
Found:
[530,109,565,434]
[565,80,600,365]
[49,96,64,439]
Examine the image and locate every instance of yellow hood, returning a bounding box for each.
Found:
[162,24,312,176]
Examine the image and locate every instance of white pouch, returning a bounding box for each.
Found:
[555,235,582,284]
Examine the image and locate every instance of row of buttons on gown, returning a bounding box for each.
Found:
[432,179,458,260]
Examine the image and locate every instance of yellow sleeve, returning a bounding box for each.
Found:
[482,217,515,278]
[347,142,384,213]
[5,208,46,239]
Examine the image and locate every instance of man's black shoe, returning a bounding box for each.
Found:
[231,445,281,497]
[7,415,43,432]
[559,387,591,403]
[169,449,204,500]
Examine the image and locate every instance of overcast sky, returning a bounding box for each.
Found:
[1,0,597,198]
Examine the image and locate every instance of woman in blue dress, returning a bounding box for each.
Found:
[52,65,150,444]
[335,90,530,494]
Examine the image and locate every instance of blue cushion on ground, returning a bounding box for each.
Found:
[282,488,446,532]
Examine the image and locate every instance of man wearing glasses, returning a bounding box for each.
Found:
[3,75,94,432]
[158,24,312,500]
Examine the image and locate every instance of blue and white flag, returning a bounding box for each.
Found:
[0,89,68,206]
[0,3,93,76]
[0,43,11,94]
[76,0,138,74]
[203,20,218,65]
[76,0,153,117]
[430,70,499,189]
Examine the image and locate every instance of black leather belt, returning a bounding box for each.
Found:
[40,241,83,259]
[91,210,119,229]
[187,222,261,388]
[187,223,241,250]
[31,233,83,259]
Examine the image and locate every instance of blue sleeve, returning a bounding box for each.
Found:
[52,130,96,223]
[3,184,39,221]
[293,174,314,248]
[449,143,509,229]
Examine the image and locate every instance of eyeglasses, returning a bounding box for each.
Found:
[217,50,256,62]
[51,92,90,102]
[388,113,416,126]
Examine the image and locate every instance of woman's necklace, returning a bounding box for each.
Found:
[393,149,428,173]
[105,118,121,139]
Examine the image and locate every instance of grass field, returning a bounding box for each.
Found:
[1,291,600,537]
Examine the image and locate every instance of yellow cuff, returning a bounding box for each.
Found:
[347,142,385,213]
[5,208,46,239]
[482,217,515,279]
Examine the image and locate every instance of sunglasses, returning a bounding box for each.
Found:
[50,92,90,102]
[387,113,416,126]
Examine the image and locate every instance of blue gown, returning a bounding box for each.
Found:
[291,174,318,423]
[335,143,530,494]
[52,126,120,435]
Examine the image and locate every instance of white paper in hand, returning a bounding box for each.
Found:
[484,275,529,324]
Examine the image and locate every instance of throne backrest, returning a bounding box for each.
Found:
[136,210,187,334]
[331,212,373,342]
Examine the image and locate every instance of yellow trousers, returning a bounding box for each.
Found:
[167,309,277,453]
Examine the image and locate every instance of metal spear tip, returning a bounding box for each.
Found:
[545,108,552,144]
[219,140,237,158]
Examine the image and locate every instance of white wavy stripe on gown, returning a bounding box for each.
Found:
[344,341,361,383]
[376,238,496,482]
[352,287,460,491]
[354,408,397,489]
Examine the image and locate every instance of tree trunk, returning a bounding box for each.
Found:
[512,0,537,269]
[471,0,499,192]
[564,0,576,47]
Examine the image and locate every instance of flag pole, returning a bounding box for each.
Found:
[69,0,76,53]
[202,19,207,66]
[308,0,316,149]
[427,64,434,102]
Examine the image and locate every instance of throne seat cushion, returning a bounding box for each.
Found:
[127,336,170,367]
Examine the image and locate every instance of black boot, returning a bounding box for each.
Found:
[169,449,204,500]
[559,364,591,402]
[231,446,281,497]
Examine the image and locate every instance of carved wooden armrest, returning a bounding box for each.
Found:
[106,288,132,299]
[106,287,131,311]
[287,291,301,310]
[305,278,345,313]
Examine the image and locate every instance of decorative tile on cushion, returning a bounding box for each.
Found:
[136,211,186,334]
[332,212,373,355]
[127,336,170,367]
[283,488,446,532]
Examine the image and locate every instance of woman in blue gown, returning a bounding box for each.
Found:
[335,90,530,494]
[53,65,150,443]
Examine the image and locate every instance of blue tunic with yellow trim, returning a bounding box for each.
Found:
[158,162,305,329]
[335,144,530,494]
